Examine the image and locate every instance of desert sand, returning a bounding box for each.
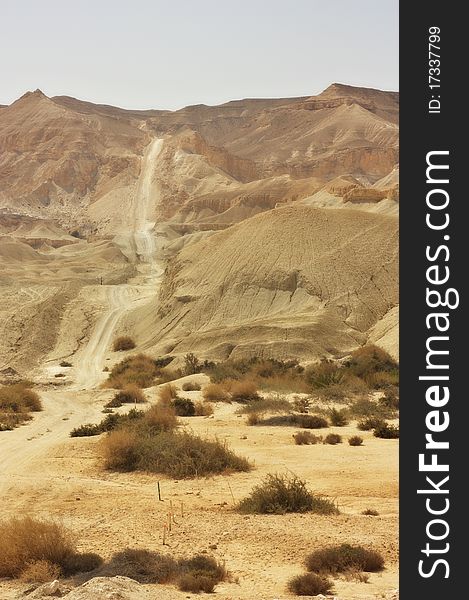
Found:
[0,84,399,598]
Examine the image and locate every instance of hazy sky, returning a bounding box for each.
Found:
[1,0,398,110]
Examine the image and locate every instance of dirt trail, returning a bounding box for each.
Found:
[0,138,165,483]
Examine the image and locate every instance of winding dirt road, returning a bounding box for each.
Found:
[0,138,165,486]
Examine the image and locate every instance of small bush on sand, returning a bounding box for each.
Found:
[379,389,400,410]
[183,353,201,375]
[202,383,230,402]
[329,407,349,426]
[230,380,260,403]
[106,354,161,389]
[306,360,344,389]
[238,395,291,414]
[292,396,311,413]
[0,383,42,430]
[247,412,261,426]
[177,555,227,592]
[102,550,226,591]
[293,431,322,445]
[158,384,178,404]
[306,544,384,574]
[194,401,214,416]
[103,423,250,478]
[237,474,337,515]
[373,423,399,439]
[357,417,387,431]
[362,508,379,516]
[182,381,201,391]
[103,549,178,583]
[350,397,395,419]
[63,552,103,574]
[112,336,136,352]
[258,414,328,429]
[324,433,342,445]
[19,560,61,583]
[0,517,95,578]
[70,423,102,437]
[59,361,72,368]
[113,385,146,405]
[287,572,333,596]
[347,345,397,379]
[173,397,195,417]
[348,435,364,446]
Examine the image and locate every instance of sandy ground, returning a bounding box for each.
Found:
[0,138,398,598]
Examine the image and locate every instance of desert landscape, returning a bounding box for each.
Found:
[0,83,399,599]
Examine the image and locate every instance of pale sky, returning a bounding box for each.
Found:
[0,0,398,110]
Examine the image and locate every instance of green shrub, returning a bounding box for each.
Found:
[183,353,201,375]
[106,354,161,388]
[237,474,337,515]
[348,436,363,446]
[173,397,196,417]
[306,543,384,573]
[70,423,102,437]
[374,423,399,439]
[324,433,342,445]
[287,572,333,596]
[329,407,349,426]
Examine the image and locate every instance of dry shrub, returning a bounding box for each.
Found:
[292,396,311,413]
[230,380,260,403]
[306,360,344,388]
[247,412,261,426]
[178,572,218,593]
[103,427,250,478]
[348,345,397,378]
[102,549,178,583]
[237,474,337,515]
[19,560,61,583]
[102,429,140,471]
[63,552,103,574]
[306,544,384,574]
[0,383,42,430]
[287,572,333,596]
[113,384,146,404]
[202,383,229,402]
[0,517,76,578]
[373,423,399,439]
[238,395,291,415]
[379,388,400,410]
[329,407,349,426]
[343,569,370,583]
[60,360,72,367]
[357,417,387,431]
[177,555,227,592]
[258,414,328,429]
[112,336,136,352]
[362,508,379,516]
[70,423,102,437]
[348,435,364,446]
[194,401,214,416]
[324,433,342,445]
[143,403,178,431]
[106,354,160,389]
[293,431,322,445]
[182,381,201,391]
[158,384,178,405]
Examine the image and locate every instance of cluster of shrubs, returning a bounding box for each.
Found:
[237,474,337,515]
[293,432,363,446]
[0,382,42,431]
[357,416,399,438]
[0,517,227,592]
[105,354,175,388]
[288,543,385,595]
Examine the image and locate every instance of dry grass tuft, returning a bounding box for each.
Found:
[306,544,384,574]
[202,383,230,402]
[112,336,136,352]
[287,572,333,596]
[0,383,42,430]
